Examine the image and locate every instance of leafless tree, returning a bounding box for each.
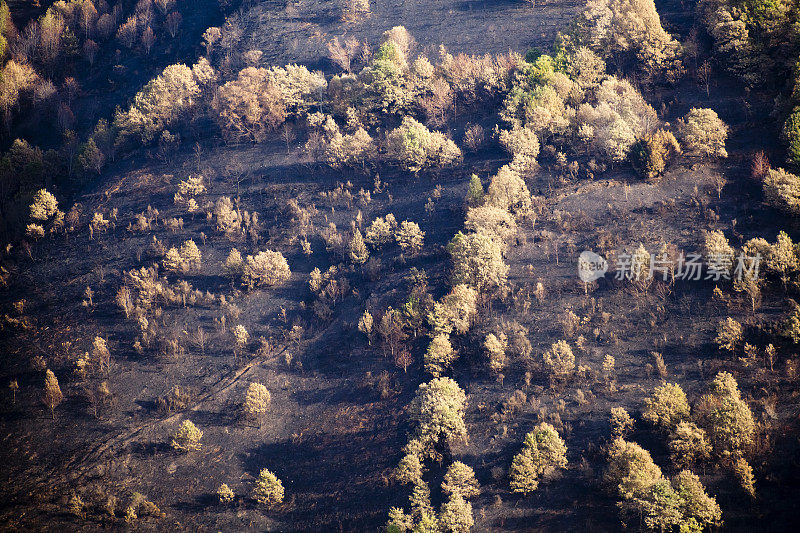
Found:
[156,0,176,16]
[195,326,207,354]
[697,60,712,97]
[117,16,137,49]
[395,349,413,373]
[282,123,295,154]
[82,39,99,65]
[166,11,182,38]
[327,36,360,73]
[420,78,454,126]
[141,26,155,55]
[79,1,98,39]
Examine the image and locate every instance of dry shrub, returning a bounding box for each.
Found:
[156,385,195,413]
[751,150,770,180]
[463,124,484,152]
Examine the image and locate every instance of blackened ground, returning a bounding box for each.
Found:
[2,0,800,531]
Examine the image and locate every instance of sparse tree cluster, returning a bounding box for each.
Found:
[389,459,479,533]
[362,213,425,255]
[215,64,325,143]
[428,284,479,336]
[695,372,755,458]
[392,373,477,532]
[114,60,214,148]
[501,49,675,170]
[174,176,206,213]
[576,0,684,82]
[606,438,721,530]
[27,188,64,238]
[242,250,291,289]
[163,240,202,274]
[3,1,794,530]
[307,113,376,168]
[385,116,462,174]
[365,213,397,249]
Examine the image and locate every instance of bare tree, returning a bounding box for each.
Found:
[377,307,406,359]
[117,16,137,49]
[420,78,454,126]
[712,173,727,198]
[88,381,112,418]
[697,60,712,97]
[327,36,360,73]
[750,150,770,180]
[82,39,99,65]
[281,123,295,154]
[141,26,155,55]
[97,14,115,40]
[395,349,413,373]
[39,12,66,71]
[156,0,176,16]
[116,286,133,318]
[166,11,182,38]
[340,0,370,22]
[79,1,98,39]
[194,326,207,355]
